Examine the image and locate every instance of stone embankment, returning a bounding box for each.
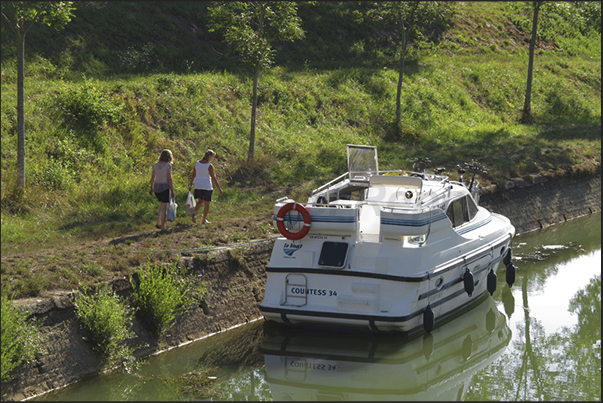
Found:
[1,173,600,401]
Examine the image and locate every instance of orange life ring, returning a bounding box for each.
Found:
[276,202,311,240]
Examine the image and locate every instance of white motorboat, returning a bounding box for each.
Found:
[260,144,517,334]
[261,294,512,401]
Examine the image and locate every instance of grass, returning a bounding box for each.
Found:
[0,2,601,300]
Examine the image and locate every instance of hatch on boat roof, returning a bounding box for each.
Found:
[347,144,378,183]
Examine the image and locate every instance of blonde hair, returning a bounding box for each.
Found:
[203,149,216,160]
[159,149,173,164]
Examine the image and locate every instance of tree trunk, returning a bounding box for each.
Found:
[248,68,259,163]
[17,28,26,188]
[396,27,407,129]
[521,1,541,124]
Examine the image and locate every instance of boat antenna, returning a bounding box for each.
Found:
[465,161,488,192]
[456,164,466,184]
[411,157,432,176]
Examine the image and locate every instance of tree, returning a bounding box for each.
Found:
[208,1,304,163]
[521,1,544,124]
[520,1,601,123]
[355,2,455,131]
[1,1,75,189]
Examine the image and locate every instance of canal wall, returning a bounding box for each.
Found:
[1,172,600,401]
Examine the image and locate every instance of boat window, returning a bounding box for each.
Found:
[404,234,426,246]
[446,197,468,228]
[318,242,349,267]
[467,196,479,220]
[446,196,478,228]
[339,189,363,201]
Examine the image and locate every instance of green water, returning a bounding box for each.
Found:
[34,213,601,401]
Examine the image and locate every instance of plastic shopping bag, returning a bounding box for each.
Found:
[167,197,177,222]
[185,191,196,215]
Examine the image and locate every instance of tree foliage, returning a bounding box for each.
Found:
[207,1,304,162]
[354,2,456,131]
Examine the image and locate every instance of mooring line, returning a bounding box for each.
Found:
[130,235,280,254]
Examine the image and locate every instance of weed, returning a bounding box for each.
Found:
[131,258,206,336]
[1,290,46,381]
[228,247,248,267]
[74,284,136,369]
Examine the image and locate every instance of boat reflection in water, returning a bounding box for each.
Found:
[261,295,511,401]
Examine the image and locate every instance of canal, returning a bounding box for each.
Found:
[34,212,601,401]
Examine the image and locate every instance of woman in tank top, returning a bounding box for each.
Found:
[149,149,175,230]
[189,149,224,224]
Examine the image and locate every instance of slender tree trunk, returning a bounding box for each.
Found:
[248,68,259,163]
[17,28,26,188]
[521,1,541,124]
[396,27,407,129]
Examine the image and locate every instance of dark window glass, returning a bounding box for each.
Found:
[319,242,349,267]
[446,198,467,228]
[467,196,478,220]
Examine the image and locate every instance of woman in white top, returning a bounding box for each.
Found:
[149,149,175,230]
[189,149,223,224]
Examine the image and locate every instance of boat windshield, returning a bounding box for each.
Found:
[347,144,378,182]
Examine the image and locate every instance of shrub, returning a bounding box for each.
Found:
[55,79,125,152]
[1,292,46,381]
[132,259,206,336]
[74,285,135,368]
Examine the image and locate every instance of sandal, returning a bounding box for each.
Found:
[191,213,197,223]
[155,224,162,230]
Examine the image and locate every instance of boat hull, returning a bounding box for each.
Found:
[260,234,512,334]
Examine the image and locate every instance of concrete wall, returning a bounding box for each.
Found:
[480,174,601,235]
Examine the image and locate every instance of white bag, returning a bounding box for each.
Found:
[167,197,177,222]
[185,191,196,215]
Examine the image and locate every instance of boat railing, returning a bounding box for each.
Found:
[357,200,421,210]
[309,172,351,197]
[419,184,453,206]
[310,170,449,198]
[379,169,449,182]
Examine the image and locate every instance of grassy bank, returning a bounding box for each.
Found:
[1,2,600,299]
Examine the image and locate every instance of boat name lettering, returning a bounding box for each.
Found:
[289,287,337,297]
[288,360,337,371]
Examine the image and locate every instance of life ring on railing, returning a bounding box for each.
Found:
[276,202,311,240]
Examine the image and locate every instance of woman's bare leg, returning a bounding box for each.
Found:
[201,201,211,223]
[158,202,168,229]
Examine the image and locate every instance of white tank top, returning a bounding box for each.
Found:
[193,160,212,190]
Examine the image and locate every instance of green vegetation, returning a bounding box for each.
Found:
[0,2,600,299]
[1,291,46,382]
[132,259,206,336]
[74,285,135,369]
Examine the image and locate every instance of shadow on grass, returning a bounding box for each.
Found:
[109,222,195,247]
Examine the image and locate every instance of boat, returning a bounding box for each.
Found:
[261,294,512,401]
[259,144,517,334]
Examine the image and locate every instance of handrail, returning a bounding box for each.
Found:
[310,170,450,198]
[310,172,349,196]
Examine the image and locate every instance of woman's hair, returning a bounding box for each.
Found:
[203,149,216,160]
[159,149,173,163]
